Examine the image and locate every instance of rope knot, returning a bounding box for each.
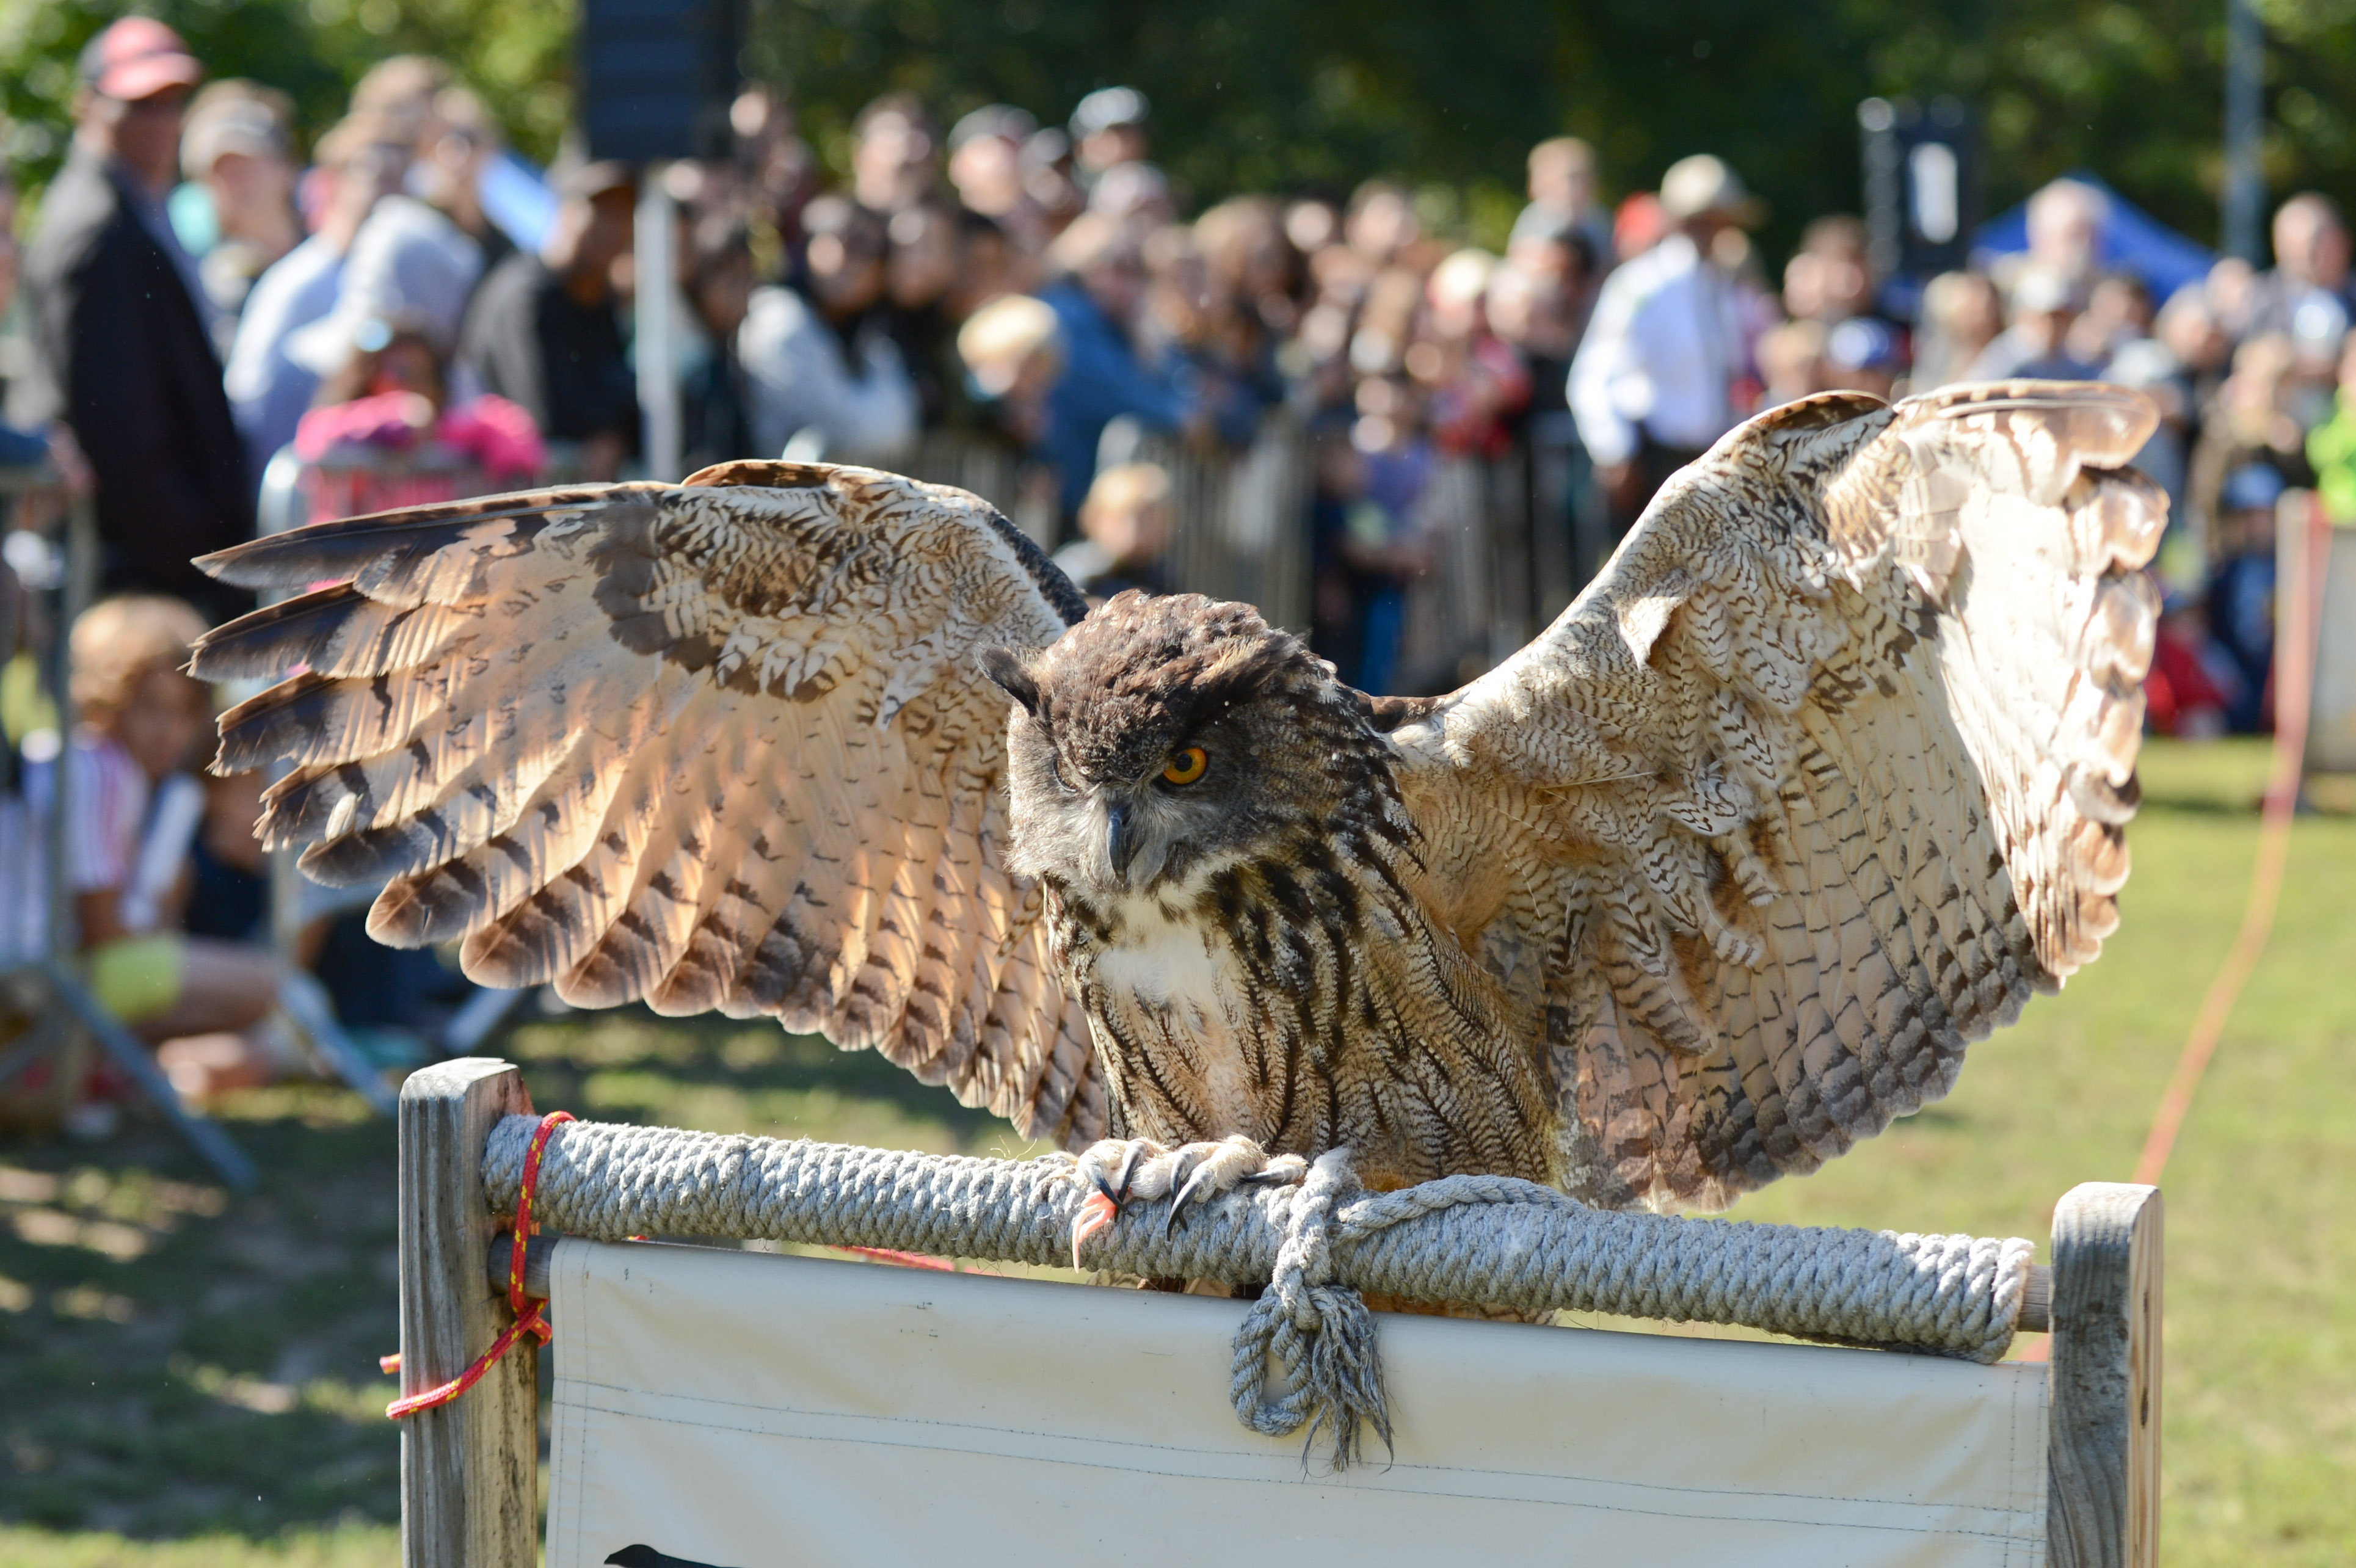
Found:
[1231,1149,1391,1468]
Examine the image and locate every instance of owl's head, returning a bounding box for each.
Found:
[983,592,1373,895]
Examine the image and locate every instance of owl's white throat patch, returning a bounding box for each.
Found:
[1089,893,1231,1026]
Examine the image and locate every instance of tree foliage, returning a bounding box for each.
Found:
[7,0,2356,261]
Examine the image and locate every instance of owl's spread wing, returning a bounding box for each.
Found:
[1393,383,2162,1210]
[193,461,1106,1145]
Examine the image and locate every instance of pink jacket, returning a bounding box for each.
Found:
[294,391,545,480]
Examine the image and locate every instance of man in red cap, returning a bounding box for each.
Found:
[14,18,253,621]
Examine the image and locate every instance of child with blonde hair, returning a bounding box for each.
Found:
[67,596,283,1098]
[1053,461,1175,604]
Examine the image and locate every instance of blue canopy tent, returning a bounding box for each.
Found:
[1971,173,2216,301]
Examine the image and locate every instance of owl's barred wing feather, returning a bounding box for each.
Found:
[193,461,1107,1146]
[1400,382,2162,1211]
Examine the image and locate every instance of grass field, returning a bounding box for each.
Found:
[1,737,2350,1565]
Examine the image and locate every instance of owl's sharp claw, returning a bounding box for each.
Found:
[1169,1155,1220,1222]
[1108,1139,1147,1199]
[1072,1190,1118,1270]
[1068,1136,1307,1261]
[1242,1155,1309,1187]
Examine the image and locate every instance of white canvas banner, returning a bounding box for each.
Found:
[547,1236,2049,1568]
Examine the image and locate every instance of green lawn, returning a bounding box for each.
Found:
[2,738,2350,1564]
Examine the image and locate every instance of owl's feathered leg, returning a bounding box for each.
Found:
[1064,1136,1307,1269]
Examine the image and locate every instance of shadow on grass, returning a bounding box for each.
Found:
[1,1003,1026,1553]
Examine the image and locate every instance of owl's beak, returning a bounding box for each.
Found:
[1105,800,1137,884]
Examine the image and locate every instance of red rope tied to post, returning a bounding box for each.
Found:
[384,1110,574,1419]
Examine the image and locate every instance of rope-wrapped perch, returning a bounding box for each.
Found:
[485,1116,2036,1464]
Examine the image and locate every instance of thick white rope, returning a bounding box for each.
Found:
[485,1117,2033,1464]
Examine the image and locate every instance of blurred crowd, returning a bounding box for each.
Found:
[1,19,2348,1125]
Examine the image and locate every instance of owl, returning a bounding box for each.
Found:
[194,382,2161,1246]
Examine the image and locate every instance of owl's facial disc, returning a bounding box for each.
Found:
[991,591,1322,896]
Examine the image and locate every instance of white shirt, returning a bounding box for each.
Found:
[1568,233,1754,465]
[225,234,346,479]
[739,286,918,460]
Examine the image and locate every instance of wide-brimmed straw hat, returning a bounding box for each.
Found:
[1658,154,1765,227]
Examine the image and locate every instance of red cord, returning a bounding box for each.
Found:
[2131,500,2327,1190]
[386,1110,575,1419]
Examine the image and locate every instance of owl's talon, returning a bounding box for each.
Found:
[1107,1139,1148,1200]
[1072,1190,1119,1269]
[1242,1156,1309,1187]
[1068,1136,1304,1258]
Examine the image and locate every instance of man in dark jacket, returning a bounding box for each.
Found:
[15,20,252,621]
[458,161,640,481]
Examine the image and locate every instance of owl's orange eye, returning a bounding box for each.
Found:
[1161,746,1209,786]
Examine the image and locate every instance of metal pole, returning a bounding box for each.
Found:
[2223,0,2266,262]
[635,162,682,481]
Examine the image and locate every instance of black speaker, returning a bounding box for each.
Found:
[1859,96,1979,287]
[579,0,741,163]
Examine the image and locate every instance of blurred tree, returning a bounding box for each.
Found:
[0,0,569,191]
[3,0,2356,265]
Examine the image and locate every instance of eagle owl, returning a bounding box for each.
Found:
[195,382,2161,1233]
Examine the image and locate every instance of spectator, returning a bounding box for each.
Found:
[956,293,1063,450]
[1138,224,1268,447]
[408,87,514,274]
[739,194,918,459]
[2144,590,2233,740]
[851,95,937,216]
[2249,193,2354,343]
[1911,270,2004,390]
[1089,160,1177,226]
[1966,267,2101,380]
[1053,461,1175,601]
[62,596,289,1101]
[1310,397,1434,694]
[2205,463,2281,733]
[730,86,823,277]
[1511,137,1613,266]
[284,156,485,440]
[13,18,252,622]
[1783,217,1906,402]
[1490,219,1594,409]
[348,55,450,142]
[884,200,967,430]
[680,214,757,473]
[1414,248,1530,457]
[1611,191,1673,263]
[1756,318,1827,409]
[459,159,640,479]
[946,208,1022,319]
[2189,332,2314,557]
[1999,178,2110,306]
[224,115,410,488]
[1783,216,1881,325]
[1570,154,1767,530]
[1036,213,1196,521]
[1345,180,1422,269]
[295,322,544,514]
[177,81,300,327]
[948,105,1051,257]
[2304,331,2356,524]
[2065,273,2157,371]
[0,172,89,484]
[1068,87,1151,183]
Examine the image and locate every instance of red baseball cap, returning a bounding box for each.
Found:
[78,17,204,103]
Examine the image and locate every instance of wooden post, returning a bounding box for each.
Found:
[400,1058,539,1567]
[2046,1182,2162,1568]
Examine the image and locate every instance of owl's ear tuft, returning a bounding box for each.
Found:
[980,645,1043,716]
[1192,635,1298,715]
